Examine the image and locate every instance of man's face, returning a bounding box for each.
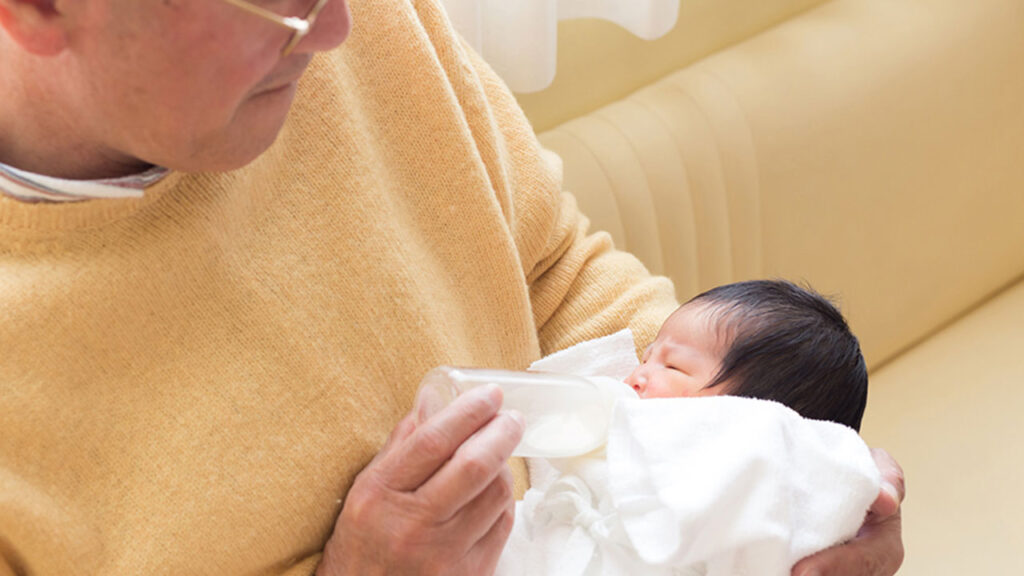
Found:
[625,303,729,399]
[57,0,351,173]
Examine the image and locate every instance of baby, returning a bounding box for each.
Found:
[496,279,878,576]
[627,278,868,430]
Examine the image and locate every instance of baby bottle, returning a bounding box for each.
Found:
[414,366,626,458]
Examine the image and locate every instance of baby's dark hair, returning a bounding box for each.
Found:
[688,280,868,431]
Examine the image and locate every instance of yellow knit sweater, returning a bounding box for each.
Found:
[0,1,676,574]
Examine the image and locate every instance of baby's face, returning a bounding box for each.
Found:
[626,303,729,399]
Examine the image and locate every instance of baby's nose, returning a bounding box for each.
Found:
[625,369,647,393]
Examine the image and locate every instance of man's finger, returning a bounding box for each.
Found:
[377,383,504,492]
[439,465,516,547]
[792,538,878,576]
[381,413,417,454]
[791,509,903,576]
[418,410,524,520]
[460,487,517,575]
[869,448,905,518]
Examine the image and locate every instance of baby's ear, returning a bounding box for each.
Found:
[0,0,70,56]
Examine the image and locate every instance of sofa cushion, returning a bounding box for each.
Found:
[861,277,1024,576]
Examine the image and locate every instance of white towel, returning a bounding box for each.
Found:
[497,330,881,576]
[528,327,640,382]
[608,396,881,575]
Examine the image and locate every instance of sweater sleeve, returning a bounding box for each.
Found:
[424,11,679,356]
[523,190,679,356]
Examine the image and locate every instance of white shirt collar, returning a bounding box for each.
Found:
[0,161,168,203]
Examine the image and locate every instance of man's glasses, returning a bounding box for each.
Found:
[221,0,330,56]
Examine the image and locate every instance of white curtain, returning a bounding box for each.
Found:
[441,0,680,93]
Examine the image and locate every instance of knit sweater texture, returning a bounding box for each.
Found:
[0,1,677,574]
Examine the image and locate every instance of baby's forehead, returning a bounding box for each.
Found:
[666,301,727,331]
[657,301,737,349]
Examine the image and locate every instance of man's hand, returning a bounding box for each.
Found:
[317,384,524,576]
[792,448,906,576]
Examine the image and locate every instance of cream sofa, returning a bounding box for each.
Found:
[517,0,1024,574]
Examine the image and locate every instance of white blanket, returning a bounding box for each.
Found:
[496,330,880,576]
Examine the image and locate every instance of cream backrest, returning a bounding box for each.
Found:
[536,0,1024,368]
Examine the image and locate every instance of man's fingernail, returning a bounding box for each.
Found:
[882,482,900,503]
[473,383,502,409]
[505,409,525,429]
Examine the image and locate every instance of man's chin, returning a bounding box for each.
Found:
[164,97,296,174]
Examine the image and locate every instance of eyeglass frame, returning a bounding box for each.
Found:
[221,0,330,56]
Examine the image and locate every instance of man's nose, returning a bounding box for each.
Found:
[295,0,353,54]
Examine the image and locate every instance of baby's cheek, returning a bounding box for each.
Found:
[642,380,678,399]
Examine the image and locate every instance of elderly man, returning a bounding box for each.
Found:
[0,0,904,575]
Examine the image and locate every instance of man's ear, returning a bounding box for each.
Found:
[0,0,69,56]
